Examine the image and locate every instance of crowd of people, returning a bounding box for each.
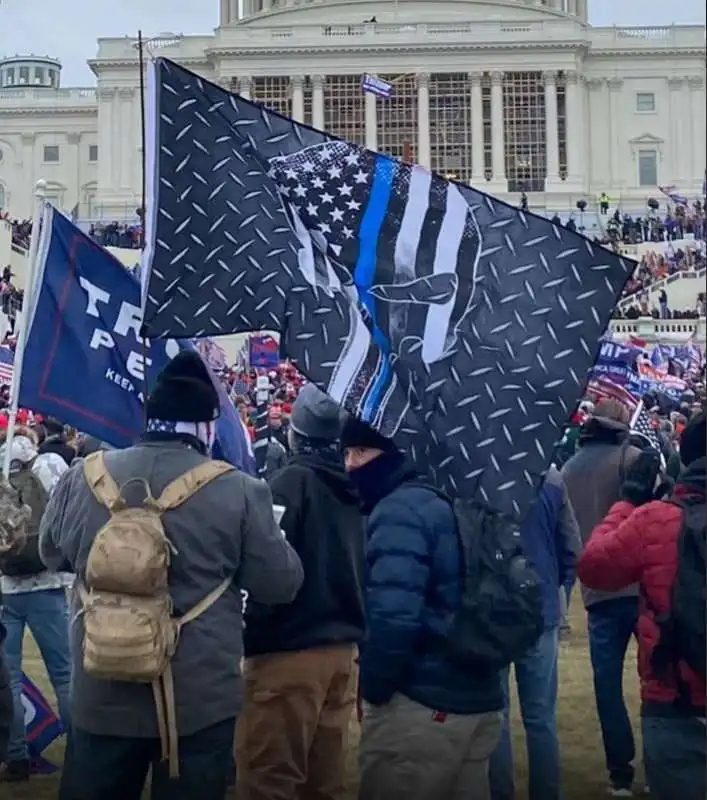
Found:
[87,221,143,249]
[1,214,31,251]
[0,337,703,800]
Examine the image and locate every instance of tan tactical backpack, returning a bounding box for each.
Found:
[80,452,235,778]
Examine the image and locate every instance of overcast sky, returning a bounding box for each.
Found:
[1,0,705,86]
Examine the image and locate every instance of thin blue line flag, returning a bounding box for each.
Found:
[140,58,633,520]
[20,205,254,474]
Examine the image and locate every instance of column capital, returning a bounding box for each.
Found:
[607,77,623,90]
[687,75,704,89]
[416,72,430,89]
[238,75,252,91]
[542,70,557,85]
[586,77,604,90]
[67,132,81,145]
[117,87,134,100]
[97,87,116,101]
[490,70,504,86]
[290,75,305,90]
[667,75,686,89]
[311,74,325,89]
[468,71,483,85]
[20,133,35,145]
[564,70,579,85]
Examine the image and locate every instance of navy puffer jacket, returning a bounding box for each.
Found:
[359,462,503,715]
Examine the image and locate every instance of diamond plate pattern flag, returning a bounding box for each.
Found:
[140,58,634,519]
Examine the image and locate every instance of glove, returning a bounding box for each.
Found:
[619,449,661,506]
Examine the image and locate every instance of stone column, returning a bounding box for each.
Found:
[667,76,685,183]
[66,132,81,210]
[118,87,135,192]
[564,70,585,192]
[220,0,230,25]
[586,78,608,191]
[238,76,252,100]
[488,71,507,192]
[97,87,115,202]
[543,71,560,186]
[365,87,377,151]
[417,73,431,170]
[20,134,35,211]
[469,72,484,184]
[291,76,305,123]
[312,74,325,130]
[688,76,706,193]
[607,77,623,191]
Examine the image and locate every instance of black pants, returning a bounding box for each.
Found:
[71,717,236,800]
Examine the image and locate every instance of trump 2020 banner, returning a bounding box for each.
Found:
[19,205,254,473]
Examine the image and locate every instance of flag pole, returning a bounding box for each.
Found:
[2,180,48,480]
[138,29,146,251]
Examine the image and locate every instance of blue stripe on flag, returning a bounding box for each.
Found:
[355,156,395,422]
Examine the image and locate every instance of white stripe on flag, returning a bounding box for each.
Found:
[393,166,431,282]
[422,183,468,365]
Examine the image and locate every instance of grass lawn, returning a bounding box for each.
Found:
[10,601,643,799]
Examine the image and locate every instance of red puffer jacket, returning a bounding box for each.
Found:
[578,472,706,714]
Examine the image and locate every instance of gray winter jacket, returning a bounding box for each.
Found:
[39,439,303,739]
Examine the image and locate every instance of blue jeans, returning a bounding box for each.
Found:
[587,597,638,790]
[642,716,706,800]
[1,588,72,761]
[489,627,561,800]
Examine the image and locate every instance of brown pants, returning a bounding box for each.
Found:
[236,645,357,800]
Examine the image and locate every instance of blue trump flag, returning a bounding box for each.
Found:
[19,205,254,474]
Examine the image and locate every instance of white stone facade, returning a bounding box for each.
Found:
[0,0,705,220]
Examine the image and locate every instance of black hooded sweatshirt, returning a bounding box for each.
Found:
[243,451,366,657]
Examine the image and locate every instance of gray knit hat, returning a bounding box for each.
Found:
[289,384,343,441]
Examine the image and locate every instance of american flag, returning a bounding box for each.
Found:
[0,346,14,387]
[658,185,688,206]
[630,401,662,454]
[587,376,639,415]
[269,142,481,421]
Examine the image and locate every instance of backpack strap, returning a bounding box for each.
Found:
[153,461,235,513]
[83,452,123,513]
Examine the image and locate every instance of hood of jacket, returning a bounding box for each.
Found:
[579,415,630,448]
[0,434,38,467]
[286,452,359,506]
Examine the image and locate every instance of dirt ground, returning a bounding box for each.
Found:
[9,601,644,799]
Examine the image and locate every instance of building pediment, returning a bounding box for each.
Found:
[629,133,664,146]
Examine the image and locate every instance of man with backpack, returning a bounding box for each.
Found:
[578,411,706,800]
[341,416,541,800]
[489,465,580,800]
[0,426,71,784]
[38,351,304,800]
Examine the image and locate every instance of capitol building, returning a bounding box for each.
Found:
[0,0,705,221]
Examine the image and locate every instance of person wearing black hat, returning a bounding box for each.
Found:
[37,350,304,800]
[38,417,76,466]
[237,384,364,800]
[579,411,706,800]
[340,415,503,800]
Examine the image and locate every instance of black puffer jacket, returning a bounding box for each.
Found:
[244,451,366,656]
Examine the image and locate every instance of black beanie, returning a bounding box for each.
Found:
[145,350,220,423]
[679,411,706,468]
[340,414,396,452]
